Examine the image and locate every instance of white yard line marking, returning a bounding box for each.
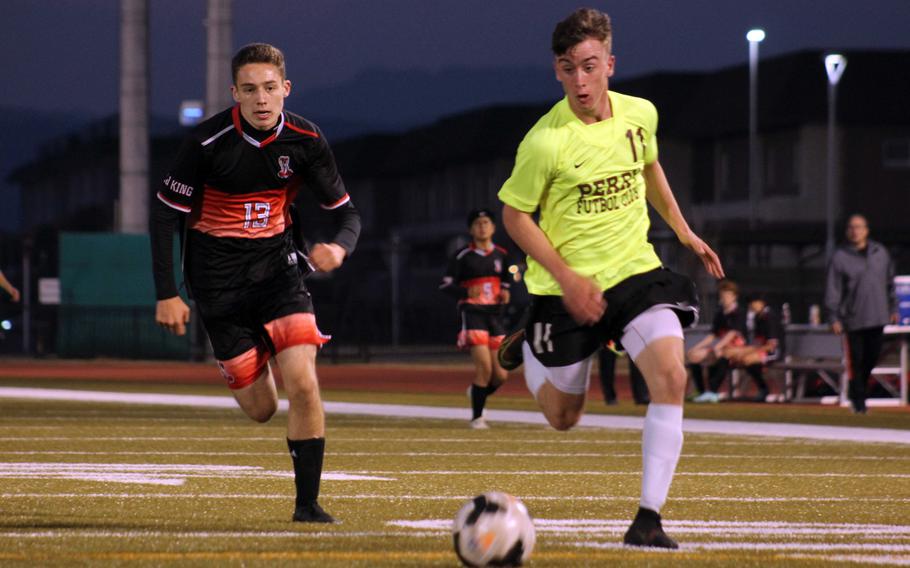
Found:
[3,493,910,505]
[0,530,438,539]
[0,436,825,446]
[1,450,905,461]
[392,518,910,536]
[0,386,908,444]
[787,553,910,566]
[328,470,910,478]
[578,541,910,552]
[0,463,392,485]
[5,493,910,504]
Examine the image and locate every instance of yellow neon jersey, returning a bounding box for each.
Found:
[498,91,662,295]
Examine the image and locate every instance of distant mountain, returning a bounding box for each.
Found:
[288,65,560,141]
[0,107,95,175]
[0,107,96,233]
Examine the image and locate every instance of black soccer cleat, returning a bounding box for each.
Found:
[623,507,679,549]
[292,501,336,523]
[497,329,526,371]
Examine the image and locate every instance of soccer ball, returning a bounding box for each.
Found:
[452,492,536,567]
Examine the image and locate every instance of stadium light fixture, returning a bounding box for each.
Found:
[179,100,205,126]
[747,28,765,229]
[824,54,847,261]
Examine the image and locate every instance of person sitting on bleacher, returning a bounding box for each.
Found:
[722,294,784,402]
[687,279,746,403]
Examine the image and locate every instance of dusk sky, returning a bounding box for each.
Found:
[3,0,910,120]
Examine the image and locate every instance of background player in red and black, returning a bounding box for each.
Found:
[686,279,747,402]
[151,44,360,523]
[439,209,511,428]
[724,294,784,402]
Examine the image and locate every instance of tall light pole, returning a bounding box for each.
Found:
[824,53,847,261]
[746,28,765,230]
[119,0,149,234]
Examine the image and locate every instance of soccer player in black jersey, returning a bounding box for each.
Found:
[151,44,360,523]
[440,209,511,429]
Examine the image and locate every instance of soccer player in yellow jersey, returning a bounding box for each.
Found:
[497,8,724,548]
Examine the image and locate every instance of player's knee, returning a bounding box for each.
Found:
[548,412,580,431]
[285,377,320,407]
[686,349,706,365]
[653,360,687,391]
[246,401,278,423]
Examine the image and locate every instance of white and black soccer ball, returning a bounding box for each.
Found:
[452,491,536,567]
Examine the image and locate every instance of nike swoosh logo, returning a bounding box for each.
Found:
[574,161,586,168]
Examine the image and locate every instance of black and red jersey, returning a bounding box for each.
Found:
[151,105,360,300]
[711,304,747,338]
[440,243,511,312]
[747,306,783,350]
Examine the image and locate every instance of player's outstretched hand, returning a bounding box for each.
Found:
[8,286,20,303]
[310,243,346,272]
[156,296,190,336]
[679,230,724,279]
[558,271,605,326]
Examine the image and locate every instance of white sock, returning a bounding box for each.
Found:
[522,341,548,400]
[639,403,684,513]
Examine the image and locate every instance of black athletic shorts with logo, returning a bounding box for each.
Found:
[194,266,316,361]
[524,268,699,367]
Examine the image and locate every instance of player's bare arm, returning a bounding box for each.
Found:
[502,204,605,325]
[156,296,190,336]
[0,271,19,302]
[643,161,724,279]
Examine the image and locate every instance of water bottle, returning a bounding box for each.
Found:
[809,304,821,326]
[781,302,791,326]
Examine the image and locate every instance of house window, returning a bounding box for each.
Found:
[883,139,910,169]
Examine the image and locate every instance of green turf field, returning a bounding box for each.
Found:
[0,383,908,566]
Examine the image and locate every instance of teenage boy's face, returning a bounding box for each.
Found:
[554,37,615,121]
[719,290,737,310]
[232,63,291,130]
[470,217,495,241]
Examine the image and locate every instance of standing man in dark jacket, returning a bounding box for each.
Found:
[825,214,897,414]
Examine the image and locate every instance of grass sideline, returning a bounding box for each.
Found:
[0,378,909,566]
[1,371,908,431]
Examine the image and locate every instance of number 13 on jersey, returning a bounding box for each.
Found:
[243,202,271,229]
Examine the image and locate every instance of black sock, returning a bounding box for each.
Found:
[287,437,325,507]
[746,364,768,391]
[689,363,706,394]
[470,384,488,420]
[708,358,730,393]
[485,382,501,396]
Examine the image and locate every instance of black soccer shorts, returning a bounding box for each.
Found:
[524,268,699,367]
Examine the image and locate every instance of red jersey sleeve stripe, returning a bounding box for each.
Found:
[320,193,351,210]
[157,192,192,213]
[285,122,320,137]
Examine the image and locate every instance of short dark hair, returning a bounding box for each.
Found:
[717,279,739,296]
[552,8,612,56]
[467,208,495,227]
[231,43,286,84]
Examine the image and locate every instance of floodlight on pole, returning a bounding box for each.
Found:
[747,28,764,229]
[824,53,847,262]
